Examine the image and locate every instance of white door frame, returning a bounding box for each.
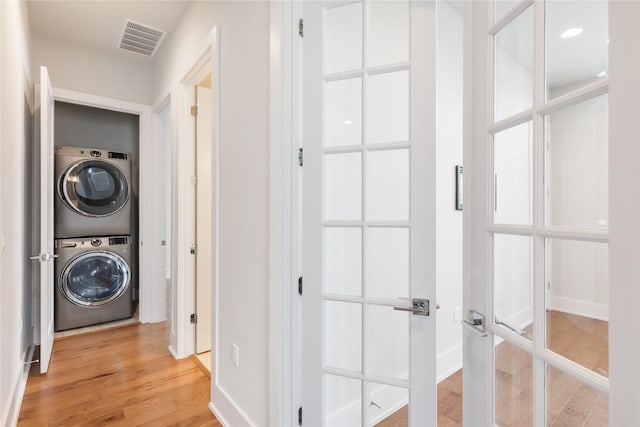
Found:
[269,1,302,426]
[50,88,156,324]
[169,27,219,360]
[463,1,640,424]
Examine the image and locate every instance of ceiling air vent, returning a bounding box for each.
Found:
[118,19,167,57]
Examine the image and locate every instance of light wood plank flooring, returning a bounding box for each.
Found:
[18,322,220,427]
[376,311,608,427]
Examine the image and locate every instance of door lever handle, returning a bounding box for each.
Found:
[462,309,488,337]
[30,253,59,262]
[393,298,430,316]
[495,317,527,336]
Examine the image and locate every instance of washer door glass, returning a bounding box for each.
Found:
[61,251,130,307]
[60,160,129,217]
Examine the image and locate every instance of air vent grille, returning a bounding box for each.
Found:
[118,19,166,57]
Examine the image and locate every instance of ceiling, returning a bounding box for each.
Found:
[27,1,192,61]
[496,1,608,91]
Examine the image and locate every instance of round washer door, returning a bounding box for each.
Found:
[59,159,130,217]
[60,251,130,307]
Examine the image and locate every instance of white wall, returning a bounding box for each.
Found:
[493,33,534,330]
[547,94,609,320]
[30,34,153,104]
[153,2,271,425]
[0,1,32,425]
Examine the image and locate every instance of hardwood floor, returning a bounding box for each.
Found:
[18,322,220,427]
[376,311,607,427]
[18,311,605,426]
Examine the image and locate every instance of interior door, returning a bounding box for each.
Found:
[301,1,437,425]
[195,83,213,354]
[37,65,56,374]
[464,0,615,424]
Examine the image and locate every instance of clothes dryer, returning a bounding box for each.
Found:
[54,236,134,331]
[55,146,132,238]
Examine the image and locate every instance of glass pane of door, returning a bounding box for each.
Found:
[495,338,533,426]
[545,0,608,99]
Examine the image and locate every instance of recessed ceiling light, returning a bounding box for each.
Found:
[597,70,607,78]
[343,120,353,125]
[560,28,583,39]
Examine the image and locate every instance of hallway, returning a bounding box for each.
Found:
[17,323,219,426]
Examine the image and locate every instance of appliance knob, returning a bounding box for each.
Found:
[91,239,102,247]
[90,150,101,158]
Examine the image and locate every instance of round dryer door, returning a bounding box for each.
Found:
[59,160,130,217]
[60,251,131,307]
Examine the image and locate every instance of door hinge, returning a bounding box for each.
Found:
[192,175,199,185]
[190,105,198,116]
[298,148,303,166]
[298,276,303,295]
[298,406,302,425]
[190,313,198,324]
[298,19,303,38]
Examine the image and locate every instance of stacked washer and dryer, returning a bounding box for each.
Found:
[54,146,135,331]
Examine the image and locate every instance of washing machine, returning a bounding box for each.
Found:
[55,146,132,238]
[54,235,134,331]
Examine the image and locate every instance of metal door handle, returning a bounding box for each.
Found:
[495,317,527,336]
[30,253,59,262]
[393,298,429,316]
[462,310,488,337]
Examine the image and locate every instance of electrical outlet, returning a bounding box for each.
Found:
[232,344,239,368]
[454,306,461,322]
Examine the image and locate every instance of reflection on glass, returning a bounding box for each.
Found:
[367,1,410,67]
[324,153,362,221]
[325,301,362,372]
[495,338,533,426]
[368,305,409,380]
[494,122,532,225]
[366,149,409,221]
[325,227,362,296]
[494,6,533,122]
[545,94,608,228]
[369,382,409,427]
[367,71,409,144]
[325,78,362,147]
[494,234,532,341]
[368,227,409,299]
[545,0,608,99]
[545,239,608,377]
[546,365,609,426]
[325,2,363,74]
[325,374,362,426]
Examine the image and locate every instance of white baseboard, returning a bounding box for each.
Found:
[325,343,466,425]
[549,296,608,321]
[2,348,32,427]
[437,343,463,383]
[167,344,182,360]
[211,383,255,426]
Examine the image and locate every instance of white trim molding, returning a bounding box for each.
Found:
[51,88,158,325]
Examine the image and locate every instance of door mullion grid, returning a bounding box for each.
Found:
[361,2,370,424]
[532,0,546,425]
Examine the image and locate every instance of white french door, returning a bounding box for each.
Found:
[464,0,640,425]
[301,1,437,425]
